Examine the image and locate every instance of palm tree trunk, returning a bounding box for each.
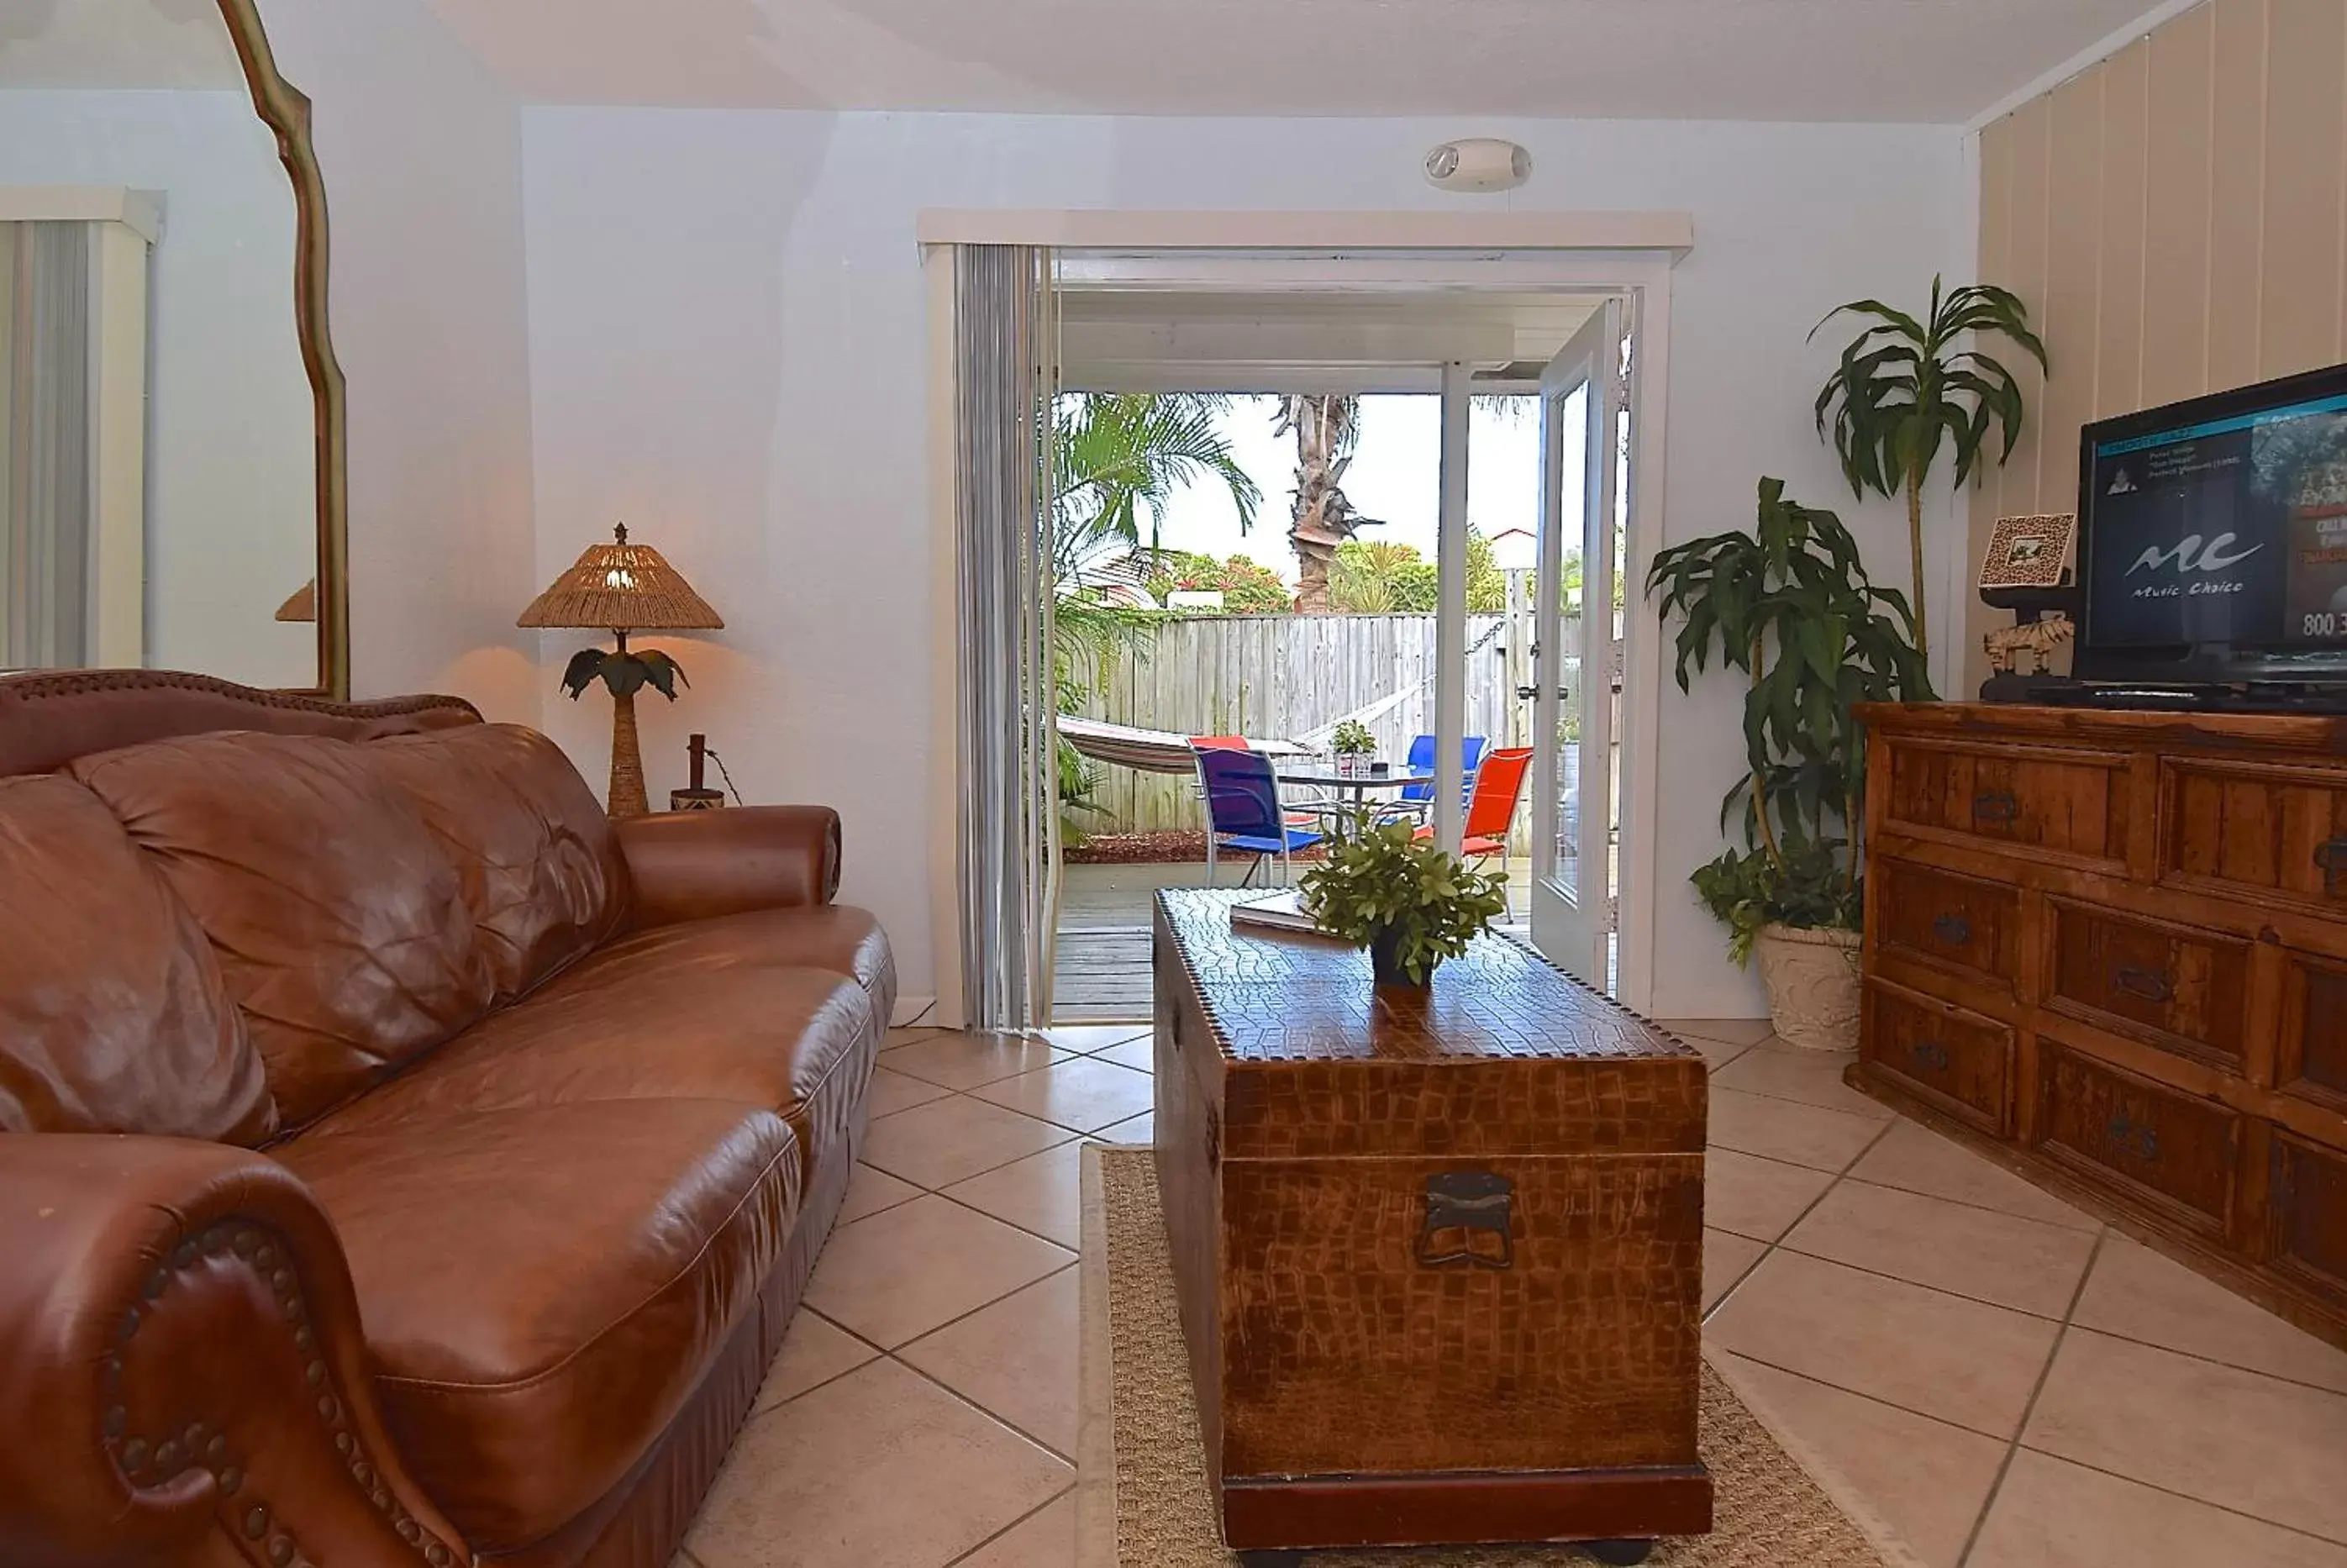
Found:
[1281,395,1367,614]
[1906,471,1930,663]
[1296,546,1334,613]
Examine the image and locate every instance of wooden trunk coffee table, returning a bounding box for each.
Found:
[1150,889,1713,1565]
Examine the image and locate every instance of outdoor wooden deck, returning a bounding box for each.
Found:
[1049,859,1534,1023]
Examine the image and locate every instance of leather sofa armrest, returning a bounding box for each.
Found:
[615,804,843,929]
[0,1134,467,1568]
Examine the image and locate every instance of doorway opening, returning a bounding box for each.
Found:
[1043,271,1645,1022]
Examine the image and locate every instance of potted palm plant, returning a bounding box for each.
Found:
[1812,276,2047,663]
[1645,478,1932,1049]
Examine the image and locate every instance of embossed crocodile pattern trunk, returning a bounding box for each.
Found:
[1150,889,1713,1553]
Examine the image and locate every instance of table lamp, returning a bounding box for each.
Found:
[518,523,723,819]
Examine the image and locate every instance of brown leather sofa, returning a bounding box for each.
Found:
[0,671,893,1568]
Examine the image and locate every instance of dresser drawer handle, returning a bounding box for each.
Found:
[2317,837,2347,895]
[1931,913,1974,946]
[1907,1038,1953,1073]
[2108,1112,2160,1163]
[1971,791,2021,827]
[2111,965,2176,1003]
[1418,1172,1514,1270]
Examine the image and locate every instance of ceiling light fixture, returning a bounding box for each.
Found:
[1424,139,1532,193]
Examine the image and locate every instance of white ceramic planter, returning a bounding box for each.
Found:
[1754,923,1862,1052]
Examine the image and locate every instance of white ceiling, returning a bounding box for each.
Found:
[0,0,242,90]
[418,0,2155,121]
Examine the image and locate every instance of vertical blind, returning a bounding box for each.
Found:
[953,244,1059,1032]
[0,221,94,670]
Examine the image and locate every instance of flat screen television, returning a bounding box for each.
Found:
[2075,361,2347,697]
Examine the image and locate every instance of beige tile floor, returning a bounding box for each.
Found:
[679,1020,2347,1568]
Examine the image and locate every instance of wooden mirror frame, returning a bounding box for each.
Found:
[217,0,349,698]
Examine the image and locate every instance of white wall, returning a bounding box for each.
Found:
[0,88,316,687]
[517,109,1965,1018]
[254,0,540,721]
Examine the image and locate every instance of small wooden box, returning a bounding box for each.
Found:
[1150,890,1713,1554]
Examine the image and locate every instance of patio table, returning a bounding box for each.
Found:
[1274,765,1436,836]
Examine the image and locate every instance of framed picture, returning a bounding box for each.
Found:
[1980,513,2076,589]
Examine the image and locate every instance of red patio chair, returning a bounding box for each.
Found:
[1417,745,1533,920]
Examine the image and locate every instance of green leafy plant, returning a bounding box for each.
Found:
[559,642,687,702]
[1300,817,1508,986]
[1812,276,2047,661]
[1055,393,1260,564]
[1331,719,1376,756]
[1644,477,1932,963]
[1142,550,1293,613]
[1329,539,1438,613]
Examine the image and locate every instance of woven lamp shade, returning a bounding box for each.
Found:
[517,524,724,633]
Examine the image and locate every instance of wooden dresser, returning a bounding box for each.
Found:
[1854,702,2347,1345]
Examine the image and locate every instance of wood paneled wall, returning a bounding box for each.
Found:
[1966,0,2347,689]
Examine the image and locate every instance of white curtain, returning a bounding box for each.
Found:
[953,244,1059,1032]
[0,221,94,670]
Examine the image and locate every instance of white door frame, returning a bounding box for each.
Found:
[1529,297,1625,988]
[924,222,1686,1023]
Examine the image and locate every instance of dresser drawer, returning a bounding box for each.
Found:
[1862,978,2013,1134]
[1876,860,2021,988]
[2163,758,2347,912]
[2046,899,2251,1073]
[1882,738,2133,868]
[2271,1133,2347,1301]
[2282,952,2347,1115]
[2034,1042,2242,1238]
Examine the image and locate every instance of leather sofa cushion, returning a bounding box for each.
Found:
[610,903,897,1026]
[0,774,275,1141]
[70,732,494,1128]
[313,932,877,1184]
[276,1099,800,1554]
[366,724,628,1002]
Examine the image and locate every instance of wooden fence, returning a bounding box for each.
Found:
[1066,612,1578,835]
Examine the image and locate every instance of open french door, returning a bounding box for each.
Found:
[1529,298,1624,990]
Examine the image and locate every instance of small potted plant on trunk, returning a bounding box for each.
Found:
[1301,817,1508,987]
[1331,718,1376,778]
[1644,478,1932,1049]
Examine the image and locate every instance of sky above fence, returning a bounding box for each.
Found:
[1143,393,1554,584]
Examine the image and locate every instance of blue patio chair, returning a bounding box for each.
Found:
[1197,745,1323,887]
[1385,733,1487,820]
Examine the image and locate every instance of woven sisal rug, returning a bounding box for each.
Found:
[1077,1144,1927,1568]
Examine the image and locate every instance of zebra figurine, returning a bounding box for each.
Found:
[1983,612,2076,676]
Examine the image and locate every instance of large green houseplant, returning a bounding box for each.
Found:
[1812,276,2047,662]
[1645,478,1932,1046]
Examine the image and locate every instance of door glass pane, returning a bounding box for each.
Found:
[1551,381,1588,902]
[1467,392,1539,927]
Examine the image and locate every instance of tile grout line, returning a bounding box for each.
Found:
[1990,1443,2347,1552]
[2034,1320,2347,1401]
[1830,1169,2100,1237]
[1703,1114,1894,1323]
[1761,1235,2096,1325]
[1706,1346,2017,1444]
[938,1481,1080,1567]
[886,1349,1081,1468]
[1954,1225,2110,1568]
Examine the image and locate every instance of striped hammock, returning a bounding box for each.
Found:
[1055,717,1308,775]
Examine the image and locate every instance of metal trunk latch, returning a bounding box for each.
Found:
[1417,1172,1514,1270]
